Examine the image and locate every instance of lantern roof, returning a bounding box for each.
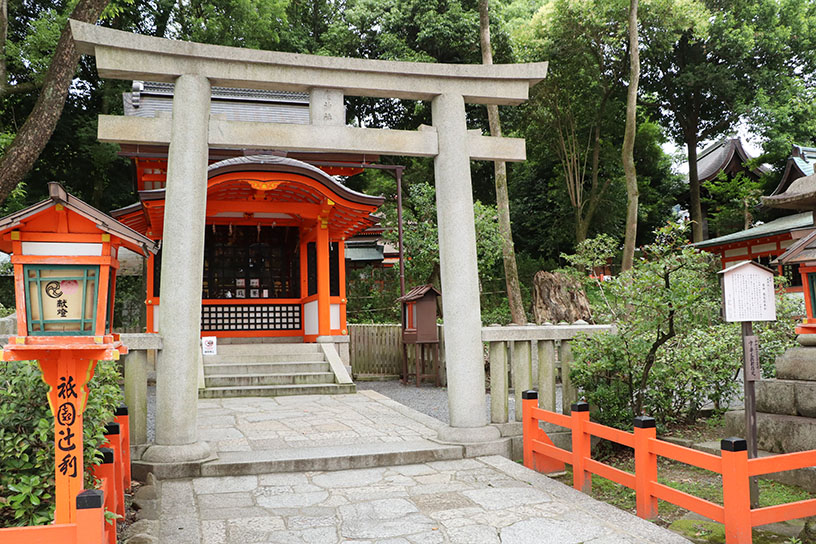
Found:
[397,284,441,302]
[0,182,159,256]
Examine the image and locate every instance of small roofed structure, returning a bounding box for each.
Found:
[397,284,441,387]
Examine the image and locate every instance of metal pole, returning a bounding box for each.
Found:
[396,166,407,384]
[396,167,406,299]
[741,320,759,507]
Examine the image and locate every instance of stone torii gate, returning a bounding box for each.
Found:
[70,20,548,464]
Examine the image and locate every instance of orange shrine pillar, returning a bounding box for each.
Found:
[39,351,97,524]
[316,218,331,337]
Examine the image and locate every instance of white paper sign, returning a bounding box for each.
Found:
[719,261,776,322]
[202,336,217,356]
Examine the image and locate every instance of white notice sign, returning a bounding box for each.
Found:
[202,336,217,356]
[718,261,776,322]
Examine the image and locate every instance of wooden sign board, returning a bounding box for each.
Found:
[743,335,761,381]
[718,261,776,322]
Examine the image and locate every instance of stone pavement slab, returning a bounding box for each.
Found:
[157,455,690,544]
[197,391,444,456]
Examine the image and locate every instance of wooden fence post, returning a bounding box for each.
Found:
[102,423,124,517]
[76,489,106,544]
[113,406,131,493]
[522,390,538,470]
[571,401,592,492]
[721,438,752,544]
[634,416,658,519]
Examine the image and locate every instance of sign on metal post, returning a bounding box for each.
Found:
[718,261,777,508]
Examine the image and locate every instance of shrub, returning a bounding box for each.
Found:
[568,223,797,430]
[0,359,122,527]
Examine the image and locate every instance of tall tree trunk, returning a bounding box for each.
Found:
[0,0,110,203]
[686,133,703,242]
[0,0,7,96]
[479,0,525,324]
[621,0,640,272]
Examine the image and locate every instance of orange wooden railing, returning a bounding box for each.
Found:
[0,489,105,544]
[522,391,816,544]
[0,410,132,544]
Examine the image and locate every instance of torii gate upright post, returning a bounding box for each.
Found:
[70,20,548,463]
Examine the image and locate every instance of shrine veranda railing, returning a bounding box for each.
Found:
[522,392,816,544]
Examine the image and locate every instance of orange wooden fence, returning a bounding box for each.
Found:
[0,409,132,544]
[522,391,816,544]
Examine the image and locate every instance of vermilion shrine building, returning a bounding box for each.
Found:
[109,82,384,341]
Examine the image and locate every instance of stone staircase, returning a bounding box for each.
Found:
[200,342,356,398]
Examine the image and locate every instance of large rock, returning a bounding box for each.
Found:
[776,347,816,381]
[531,271,592,325]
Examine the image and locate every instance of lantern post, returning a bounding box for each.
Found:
[0,183,157,524]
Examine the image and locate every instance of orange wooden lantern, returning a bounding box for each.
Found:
[0,183,157,525]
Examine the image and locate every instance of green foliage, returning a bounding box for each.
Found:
[346,264,401,324]
[0,360,122,527]
[568,222,796,429]
[703,172,763,238]
[382,181,503,289]
[113,275,145,332]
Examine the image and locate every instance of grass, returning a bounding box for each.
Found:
[552,447,815,530]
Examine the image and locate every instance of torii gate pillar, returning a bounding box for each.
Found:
[432,93,499,442]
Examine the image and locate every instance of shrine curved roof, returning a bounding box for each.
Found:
[111,155,384,240]
[206,155,384,207]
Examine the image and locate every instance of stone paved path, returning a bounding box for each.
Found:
[157,455,690,544]
[196,391,445,457]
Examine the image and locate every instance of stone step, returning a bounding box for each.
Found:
[199,383,357,399]
[755,379,816,417]
[203,353,326,364]
[204,372,336,387]
[198,439,464,477]
[203,361,331,375]
[213,343,321,356]
[725,409,816,454]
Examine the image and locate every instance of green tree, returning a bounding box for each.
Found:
[641,0,816,242]
[0,0,118,204]
[383,182,503,298]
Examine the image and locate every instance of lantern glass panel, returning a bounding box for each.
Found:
[24,265,99,335]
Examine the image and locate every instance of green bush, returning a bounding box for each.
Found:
[0,359,122,527]
[568,223,797,430]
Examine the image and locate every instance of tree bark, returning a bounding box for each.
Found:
[479,0,526,324]
[0,0,110,203]
[0,0,7,97]
[686,133,703,242]
[621,0,640,271]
